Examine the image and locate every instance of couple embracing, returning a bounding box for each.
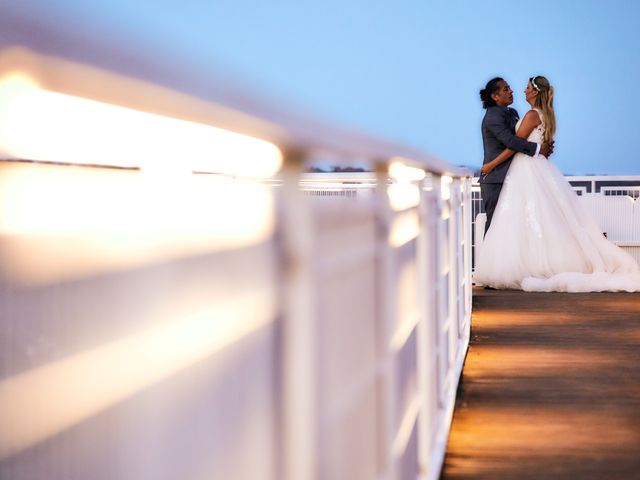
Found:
[474,76,640,292]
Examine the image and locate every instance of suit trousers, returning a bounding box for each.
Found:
[480,182,503,235]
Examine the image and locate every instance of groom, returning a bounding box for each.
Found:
[479,77,553,233]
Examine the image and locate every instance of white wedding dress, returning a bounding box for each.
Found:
[474,109,640,292]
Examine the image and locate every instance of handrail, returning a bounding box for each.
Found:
[0,8,468,178]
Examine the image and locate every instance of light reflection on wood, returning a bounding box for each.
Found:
[442,288,640,479]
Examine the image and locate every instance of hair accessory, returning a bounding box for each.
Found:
[531,77,541,92]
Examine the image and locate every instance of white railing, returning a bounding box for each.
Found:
[293,171,473,480]
[472,176,640,268]
[0,36,472,480]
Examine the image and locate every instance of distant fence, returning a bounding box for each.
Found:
[300,174,640,268]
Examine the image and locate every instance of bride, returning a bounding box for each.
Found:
[474,76,640,292]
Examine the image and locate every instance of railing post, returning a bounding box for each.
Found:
[437,175,457,395]
[431,174,446,408]
[448,177,460,349]
[462,178,473,326]
[374,160,398,480]
[416,174,439,480]
[278,148,317,480]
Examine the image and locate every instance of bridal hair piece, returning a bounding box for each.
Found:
[531,76,541,91]
[479,77,504,109]
[529,75,556,143]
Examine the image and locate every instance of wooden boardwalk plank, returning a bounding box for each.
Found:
[441,288,640,480]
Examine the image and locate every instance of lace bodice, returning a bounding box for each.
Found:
[515,108,545,144]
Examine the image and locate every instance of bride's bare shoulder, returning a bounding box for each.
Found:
[522,109,542,125]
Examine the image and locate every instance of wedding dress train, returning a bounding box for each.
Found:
[474,110,640,292]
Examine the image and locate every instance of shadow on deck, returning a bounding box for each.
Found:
[441,287,640,480]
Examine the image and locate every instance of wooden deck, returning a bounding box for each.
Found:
[441,288,640,480]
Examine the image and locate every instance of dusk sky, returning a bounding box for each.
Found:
[5,0,640,175]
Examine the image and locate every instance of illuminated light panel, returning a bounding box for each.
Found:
[389,210,420,247]
[388,183,420,211]
[0,72,282,177]
[0,163,275,284]
[0,289,276,460]
[441,175,453,201]
[388,159,425,211]
[389,159,427,182]
[422,171,435,192]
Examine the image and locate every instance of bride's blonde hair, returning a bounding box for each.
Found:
[530,75,555,143]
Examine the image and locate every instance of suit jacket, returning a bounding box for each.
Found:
[480,106,538,184]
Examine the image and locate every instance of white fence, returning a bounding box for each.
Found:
[295,172,473,480]
[0,41,472,480]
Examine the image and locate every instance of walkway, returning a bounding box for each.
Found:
[441,288,640,480]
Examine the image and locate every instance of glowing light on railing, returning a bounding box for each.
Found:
[389,210,420,247]
[0,289,276,459]
[0,72,282,176]
[422,171,435,191]
[388,159,425,211]
[0,163,274,284]
[441,175,453,201]
[389,159,426,182]
[388,183,420,211]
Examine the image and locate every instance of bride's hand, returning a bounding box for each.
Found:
[481,163,493,176]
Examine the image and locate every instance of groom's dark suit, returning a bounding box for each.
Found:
[480,105,538,233]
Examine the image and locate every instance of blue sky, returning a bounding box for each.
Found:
[6,0,640,175]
